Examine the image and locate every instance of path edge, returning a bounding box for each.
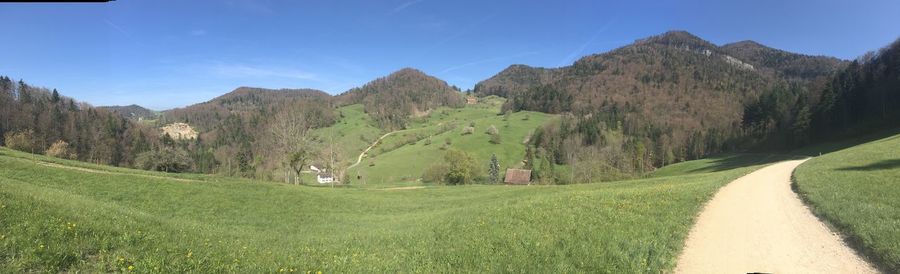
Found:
[790,158,891,273]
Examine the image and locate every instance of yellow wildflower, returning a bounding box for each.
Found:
[186,251,193,258]
[128,265,134,271]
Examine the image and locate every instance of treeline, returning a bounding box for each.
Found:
[811,40,900,136]
[338,68,465,130]
[746,38,900,147]
[0,76,157,166]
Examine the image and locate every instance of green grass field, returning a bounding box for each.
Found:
[794,132,900,272]
[0,147,777,273]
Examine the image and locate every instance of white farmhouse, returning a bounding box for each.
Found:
[317,173,335,184]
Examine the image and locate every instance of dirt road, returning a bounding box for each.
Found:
[674,159,878,273]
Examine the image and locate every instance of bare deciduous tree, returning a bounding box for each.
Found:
[270,108,314,184]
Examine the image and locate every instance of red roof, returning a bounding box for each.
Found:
[504,169,531,185]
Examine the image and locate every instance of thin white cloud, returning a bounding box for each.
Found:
[441,51,539,73]
[423,15,494,54]
[391,0,424,14]
[209,63,320,81]
[557,16,619,67]
[103,19,131,37]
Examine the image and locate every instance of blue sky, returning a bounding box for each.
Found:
[1,0,898,110]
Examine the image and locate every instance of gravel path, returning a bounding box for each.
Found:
[674,159,878,273]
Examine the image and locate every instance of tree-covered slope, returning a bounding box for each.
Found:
[337,68,465,130]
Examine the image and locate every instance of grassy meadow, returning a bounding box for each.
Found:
[309,104,384,168]
[794,132,900,272]
[0,146,776,273]
[338,96,555,186]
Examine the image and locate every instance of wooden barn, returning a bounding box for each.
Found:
[504,169,532,185]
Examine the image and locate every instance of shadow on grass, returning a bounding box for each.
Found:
[835,159,900,171]
[791,127,900,157]
[685,153,803,174]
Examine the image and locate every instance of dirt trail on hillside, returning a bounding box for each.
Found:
[674,160,878,273]
[347,130,402,170]
[37,161,201,183]
[347,123,445,170]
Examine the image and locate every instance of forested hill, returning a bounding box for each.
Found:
[161,87,333,132]
[154,86,336,177]
[808,37,900,139]
[0,76,158,167]
[99,104,157,120]
[720,40,845,81]
[472,31,853,181]
[476,30,845,112]
[337,67,465,129]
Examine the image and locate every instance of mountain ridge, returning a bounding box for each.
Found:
[99,104,157,120]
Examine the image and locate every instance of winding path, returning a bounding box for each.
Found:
[674,159,878,273]
[346,122,447,170]
[346,130,404,170]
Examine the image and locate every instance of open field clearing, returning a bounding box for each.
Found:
[0,147,773,272]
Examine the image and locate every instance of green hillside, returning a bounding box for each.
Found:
[0,147,777,273]
[309,104,384,168]
[794,131,900,272]
[311,97,554,186]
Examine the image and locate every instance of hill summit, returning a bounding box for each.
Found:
[338,68,465,129]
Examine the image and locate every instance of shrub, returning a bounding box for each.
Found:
[45,140,77,159]
[445,138,452,145]
[461,126,475,135]
[3,129,36,153]
[485,125,499,135]
[422,163,449,183]
[424,138,432,146]
[490,133,502,144]
[443,149,481,185]
[135,147,192,173]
